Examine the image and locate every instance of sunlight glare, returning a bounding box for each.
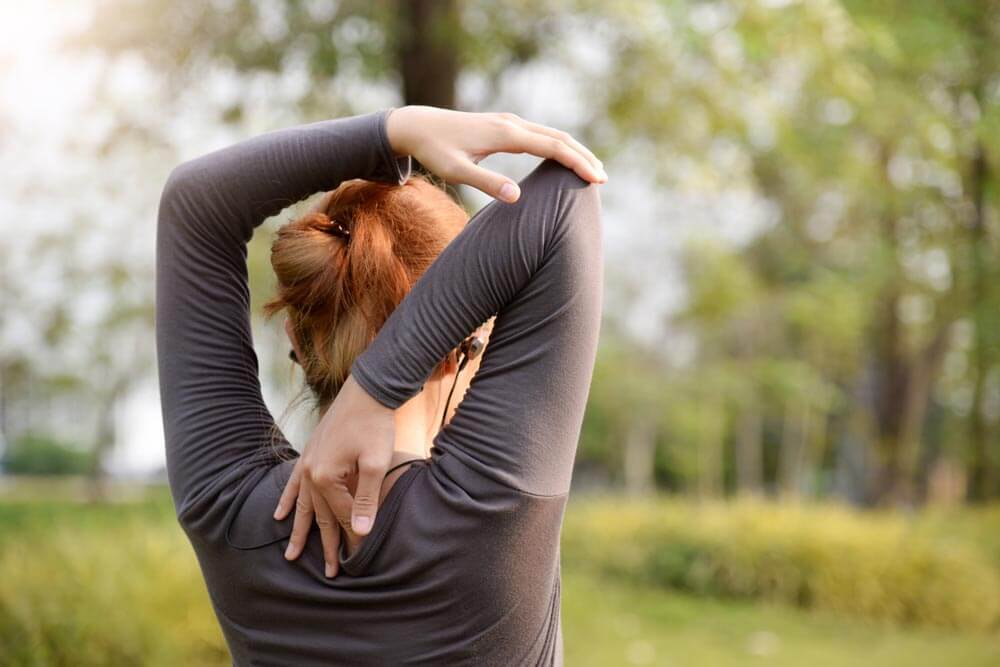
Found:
[0,0,96,126]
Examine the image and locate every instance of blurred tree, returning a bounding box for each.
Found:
[69,0,600,480]
[846,0,1000,504]
[940,1,1000,502]
[680,239,768,495]
[0,230,153,495]
[585,336,671,495]
[78,0,578,116]
[597,0,998,505]
[60,0,998,505]
[35,235,152,497]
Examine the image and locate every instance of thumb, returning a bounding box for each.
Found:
[455,161,521,203]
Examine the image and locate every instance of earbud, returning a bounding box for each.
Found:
[460,335,485,360]
[442,334,485,430]
[467,336,485,359]
[457,334,485,371]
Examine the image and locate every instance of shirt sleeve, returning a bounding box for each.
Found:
[351,160,603,496]
[156,110,411,523]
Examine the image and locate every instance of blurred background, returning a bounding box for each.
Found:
[1,0,999,664]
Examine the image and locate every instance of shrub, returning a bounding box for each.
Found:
[1,435,92,476]
[562,498,1000,631]
[2,491,999,664]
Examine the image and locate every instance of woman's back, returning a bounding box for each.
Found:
[157,110,602,665]
[193,459,565,665]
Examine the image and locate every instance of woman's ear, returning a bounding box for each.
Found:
[445,350,460,374]
[432,350,459,381]
[285,318,305,364]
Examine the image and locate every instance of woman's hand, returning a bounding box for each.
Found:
[274,375,394,577]
[386,106,608,203]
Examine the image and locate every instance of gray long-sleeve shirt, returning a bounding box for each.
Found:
[156,109,603,666]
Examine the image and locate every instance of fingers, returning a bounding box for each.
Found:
[273,459,303,520]
[454,160,522,203]
[321,482,363,556]
[515,118,606,179]
[311,490,341,578]
[351,458,387,536]
[507,126,607,185]
[284,479,314,561]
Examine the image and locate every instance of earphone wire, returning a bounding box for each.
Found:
[440,351,470,431]
[380,346,474,482]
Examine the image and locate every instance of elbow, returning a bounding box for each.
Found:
[523,159,604,250]
[159,154,221,218]
[564,183,603,272]
[571,180,603,245]
[562,169,603,244]
[157,158,217,240]
[526,161,604,294]
[551,166,604,265]
[159,160,200,211]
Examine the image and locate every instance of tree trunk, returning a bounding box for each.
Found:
[778,400,812,499]
[967,140,993,501]
[869,143,954,506]
[87,378,130,502]
[696,401,724,499]
[873,325,951,505]
[896,328,951,498]
[394,0,459,109]
[734,404,763,496]
[0,364,8,449]
[804,408,829,498]
[871,280,910,503]
[88,397,116,502]
[623,420,656,496]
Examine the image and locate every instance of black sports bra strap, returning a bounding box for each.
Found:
[383,458,424,479]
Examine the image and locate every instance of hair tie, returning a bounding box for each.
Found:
[321,220,351,240]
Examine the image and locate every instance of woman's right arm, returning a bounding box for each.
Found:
[352,159,603,496]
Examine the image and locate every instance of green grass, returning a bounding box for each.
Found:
[563,570,1000,666]
[2,481,999,665]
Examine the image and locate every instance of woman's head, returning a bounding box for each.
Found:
[265,176,468,409]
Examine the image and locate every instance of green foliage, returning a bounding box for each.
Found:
[563,497,1000,631]
[0,435,92,476]
[56,0,1000,503]
[580,338,669,466]
[80,0,584,115]
[590,0,1000,502]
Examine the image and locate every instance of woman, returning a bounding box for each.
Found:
[157,105,605,665]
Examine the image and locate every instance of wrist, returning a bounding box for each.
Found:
[344,374,395,414]
[385,106,414,157]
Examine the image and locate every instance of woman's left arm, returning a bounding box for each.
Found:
[157,110,410,529]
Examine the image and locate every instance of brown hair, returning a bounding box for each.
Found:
[265,175,468,408]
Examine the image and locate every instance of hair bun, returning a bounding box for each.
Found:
[266,176,469,407]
